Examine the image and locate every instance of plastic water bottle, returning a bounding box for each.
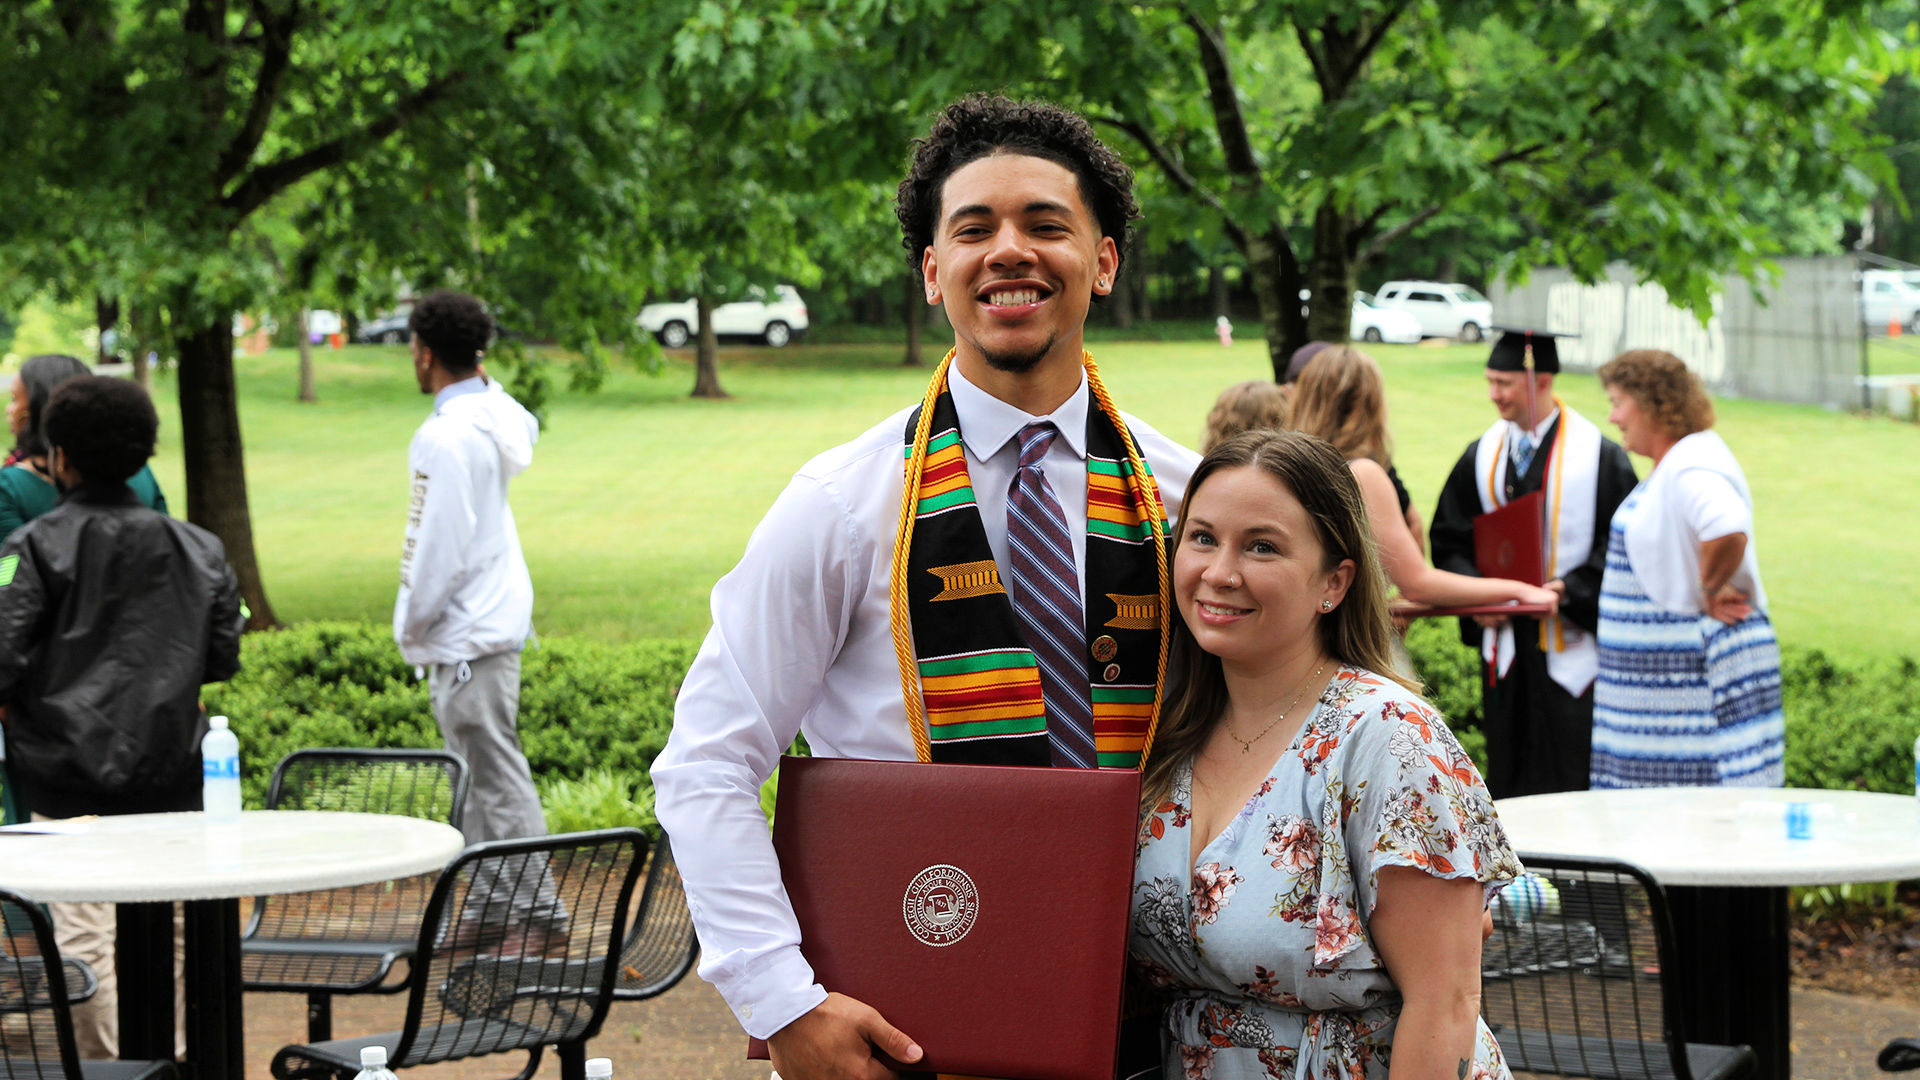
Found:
[352,1045,398,1080]
[201,715,242,822]
[585,1060,611,1080]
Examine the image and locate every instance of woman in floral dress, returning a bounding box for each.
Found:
[1132,431,1522,1080]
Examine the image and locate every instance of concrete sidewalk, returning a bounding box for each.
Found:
[239,977,1920,1080]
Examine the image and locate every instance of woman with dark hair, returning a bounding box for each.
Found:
[1589,350,1783,787]
[1131,429,1520,1080]
[2,355,167,540]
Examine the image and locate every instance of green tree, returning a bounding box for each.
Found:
[0,1,678,624]
[862,1,1895,378]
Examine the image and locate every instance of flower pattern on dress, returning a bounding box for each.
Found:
[1127,666,1521,1080]
[1193,862,1241,925]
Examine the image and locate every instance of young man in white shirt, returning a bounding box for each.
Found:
[651,95,1200,1079]
[394,290,562,949]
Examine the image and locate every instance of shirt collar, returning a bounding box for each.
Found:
[1514,406,1560,442]
[947,362,1090,462]
[434,375,489,412]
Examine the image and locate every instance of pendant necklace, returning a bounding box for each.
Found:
[1224,661,1327,754]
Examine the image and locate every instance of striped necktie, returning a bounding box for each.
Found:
[1511,429,1538,476]
[1005,422,1095,768]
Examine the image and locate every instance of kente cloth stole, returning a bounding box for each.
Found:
[891,350,1170,769]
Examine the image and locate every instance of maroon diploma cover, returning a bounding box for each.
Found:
[1473,489,1546,587]
[746,755,1143,1080]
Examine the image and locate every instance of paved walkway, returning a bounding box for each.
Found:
[237,977,1919,1080]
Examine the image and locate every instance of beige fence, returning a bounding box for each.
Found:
[1488,256,1862,411]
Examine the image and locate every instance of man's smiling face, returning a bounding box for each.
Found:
[922,152,1117,381]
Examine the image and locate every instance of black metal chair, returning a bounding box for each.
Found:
[611,837,696,1001]
[1482,853,1756,1080]
[241,749,469,1042]
[1,886,172,1080]
[269,828,647,1080]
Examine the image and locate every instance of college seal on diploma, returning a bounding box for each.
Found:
[903,863,979,947]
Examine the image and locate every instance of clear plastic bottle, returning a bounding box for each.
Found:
[585,1059,611,1080]
[201,715,242,822]
[352,1045,398,1080]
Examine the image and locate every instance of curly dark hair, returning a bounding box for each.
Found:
[408,290,492,373]
[895,94,1139,290]
[1597,349,1716,439]
[44,376,158,484]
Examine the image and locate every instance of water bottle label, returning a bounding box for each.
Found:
[1785,801,1813,840]
[204,758,239,779]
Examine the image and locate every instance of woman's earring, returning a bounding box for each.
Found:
[1320,599,1333,611]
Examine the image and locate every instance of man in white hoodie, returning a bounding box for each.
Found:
[394,289,562,948]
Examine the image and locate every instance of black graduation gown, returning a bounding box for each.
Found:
[1429,415,1638,798]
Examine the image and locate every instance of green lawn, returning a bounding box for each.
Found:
[138,337,1919,659]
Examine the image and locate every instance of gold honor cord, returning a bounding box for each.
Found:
[888,349,1173,768]
[1540,395,1571,654]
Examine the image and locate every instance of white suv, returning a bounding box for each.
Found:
[1372,281,1494,342]
[637,284,810,348]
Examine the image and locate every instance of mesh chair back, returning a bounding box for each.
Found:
[0,888,84,1080]
[1481,855,1686,1080]
[246,749,468,980]
[394,829,646,1068]
[613,837,697,1000]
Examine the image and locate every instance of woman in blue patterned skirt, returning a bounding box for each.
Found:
[1590,350,1784,787]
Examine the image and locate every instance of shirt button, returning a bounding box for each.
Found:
[742,1005,753,1020]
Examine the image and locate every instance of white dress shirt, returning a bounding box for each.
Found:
[650,363,1198,1038]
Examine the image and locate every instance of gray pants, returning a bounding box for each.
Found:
[430,650,564,927]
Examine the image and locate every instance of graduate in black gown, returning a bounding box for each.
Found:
[1429,330,1637,797]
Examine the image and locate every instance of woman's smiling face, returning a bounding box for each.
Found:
[1174,465,1349,670]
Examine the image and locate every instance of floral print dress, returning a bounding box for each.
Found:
[1131,667,1523,1080]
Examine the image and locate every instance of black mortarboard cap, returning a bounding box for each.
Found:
[1487,327,1575,373]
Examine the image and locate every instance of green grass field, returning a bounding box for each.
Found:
[135,337,1919,658]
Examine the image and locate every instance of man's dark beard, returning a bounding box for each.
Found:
[978,333,1057,374]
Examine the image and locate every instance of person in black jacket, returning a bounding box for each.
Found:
[0,375,244,1057]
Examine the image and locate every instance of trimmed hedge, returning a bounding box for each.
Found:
[36,619,1896,826]
[199,622,692,809]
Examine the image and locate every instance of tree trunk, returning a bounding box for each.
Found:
[1210,265,1230,319]
[176,315,279,629]
[1435,255,1458,284]
[95,294,119,367]
[296,308,317,403]
[902,273,923,366]
[128,303,151,389]
[1109,269,1136,329]
[690,294,727,398]
[1244,226,1310,381]
[1304,206,1357,345]
[1133,224,1153,323]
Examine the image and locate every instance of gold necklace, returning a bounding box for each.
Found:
[1223,661,1326,754]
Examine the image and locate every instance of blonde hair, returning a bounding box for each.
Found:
[1141,430,1418,813]
[1287,345,1392,468]
[1201,380,1289,452]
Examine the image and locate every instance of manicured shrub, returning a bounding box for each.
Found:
[201,622,694,809]
[173,620,1920,829]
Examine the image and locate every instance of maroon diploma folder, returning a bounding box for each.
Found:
[1473,489,1546,587]
[747,755,1143,1080]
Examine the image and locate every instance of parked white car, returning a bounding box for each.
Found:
[1372,281,1494,342]
[1351,291,1422,344]
[637,284,810,348]
[1861,270,1920,334]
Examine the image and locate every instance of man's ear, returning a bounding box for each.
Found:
[1093,235,1119,297]
[921,246,941,305]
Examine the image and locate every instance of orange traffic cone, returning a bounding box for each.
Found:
[1891,316,1904,338]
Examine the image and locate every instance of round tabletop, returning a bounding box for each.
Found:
[0,810,465,903]
[1495,787,1920,886]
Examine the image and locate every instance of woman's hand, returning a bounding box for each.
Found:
[1706,585,1753,625]
[1517,583,1559,615]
